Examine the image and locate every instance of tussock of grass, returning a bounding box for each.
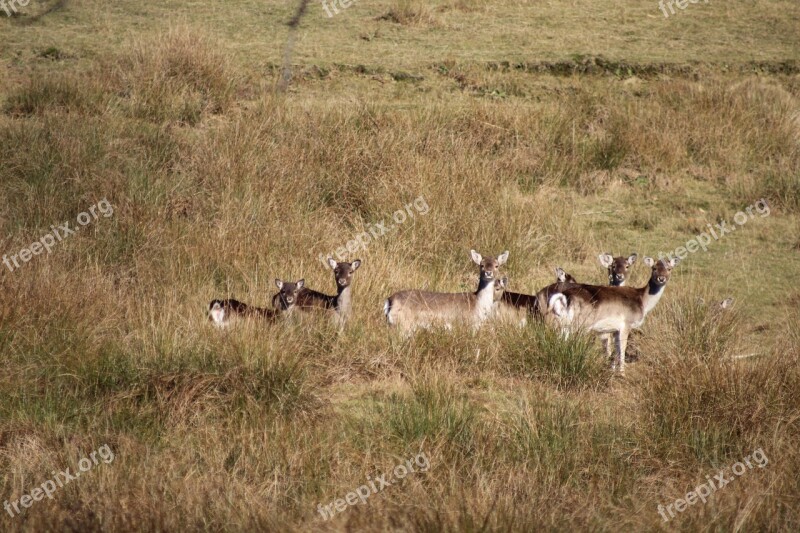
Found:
[378,0,441,26]
[501,323,610,390]
[634,297,800,465]
[110,27,239,125]
[3,74,105,117]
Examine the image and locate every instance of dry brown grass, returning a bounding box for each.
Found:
[0,4,799,531]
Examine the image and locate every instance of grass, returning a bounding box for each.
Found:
[0,1,799,531]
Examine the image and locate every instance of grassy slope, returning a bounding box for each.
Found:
[0,1,799,531]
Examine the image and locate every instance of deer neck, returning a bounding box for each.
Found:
[474,277,496,317]
[641,279,667,317]
[335,284,352,317]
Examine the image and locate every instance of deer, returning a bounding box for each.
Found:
[494,267,576,325]
[273,258,361,325]
[384,250,508,334]
[598,252,638,286]
[209,279,303,327]
[545,257,680,374]
[596,252,639,357]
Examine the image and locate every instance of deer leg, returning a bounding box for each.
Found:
[616,328,630,375]
[600,333,613,362]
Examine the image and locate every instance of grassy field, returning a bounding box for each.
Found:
[1,0,799,531]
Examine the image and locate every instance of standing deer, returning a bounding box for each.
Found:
[598,252,638,286]
[384,250,508,334]
[546,257,680,374]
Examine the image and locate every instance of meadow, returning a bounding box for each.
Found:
[1,0,799,531]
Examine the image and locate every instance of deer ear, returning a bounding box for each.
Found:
[327,257,337,270]
[598,253,613,268]
[297,279,305,289]
[668,257,680,268]
[275,279,283,290]
[555,267,566,283]
[351,259,362,271]
[500,276,508,288]
[470,249,482,265]
[643,257,655,268]
[720,297,734,309]
[627,253,638,266]
[497,250,509,265]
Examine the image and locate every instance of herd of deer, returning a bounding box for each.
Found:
[208,249,735,374]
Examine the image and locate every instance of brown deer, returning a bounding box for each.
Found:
[598,252,638,286]
[209,279,302,327]
[546,257,680,374]
[273,258,361,325]
[494,268,576,325]
[384,250,508,334]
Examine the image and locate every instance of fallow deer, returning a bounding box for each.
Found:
[546,257,680,374]
[598,252,638,286]
[596,252,639,357]
[209,279,302,327]
[273,258,361,325]
[495,268,576,324]
[384,250,508,334]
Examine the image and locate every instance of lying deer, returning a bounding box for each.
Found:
[546,257,680,374]
[384,250,508,334]
[209,279,302,327]
[273,258,362,325]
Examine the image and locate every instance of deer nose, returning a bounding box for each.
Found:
[286,297,294,303]
[338,278,347,286]
[616,274,624,280]
[485,271,494,278]
[657,276,666,283]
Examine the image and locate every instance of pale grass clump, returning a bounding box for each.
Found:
[379,0,441,26]
[632,296,800,466]
[110,27,239,125]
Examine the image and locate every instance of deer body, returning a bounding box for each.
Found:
[208,299,280,327]
[209,279,302,328]
[547,257,678,374]
[384,250,508,333]
[494,268,575,325]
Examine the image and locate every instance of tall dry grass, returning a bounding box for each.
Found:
[0,26,799,532]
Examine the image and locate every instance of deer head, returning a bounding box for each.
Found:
[598,252,638,286]
[327,257,362,289]
[274,279,305,309]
